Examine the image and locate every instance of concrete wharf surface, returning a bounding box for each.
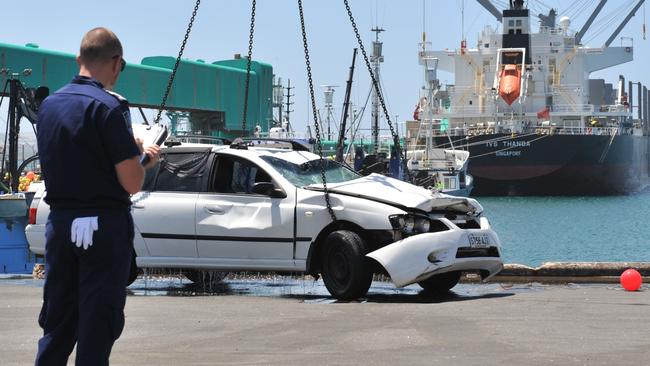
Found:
[1,277,649,366]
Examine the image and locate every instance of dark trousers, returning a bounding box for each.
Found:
[35,210,134,366]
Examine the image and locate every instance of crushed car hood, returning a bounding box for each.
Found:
[308,173,483,215]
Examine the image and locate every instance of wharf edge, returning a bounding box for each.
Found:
[18,262,650,284]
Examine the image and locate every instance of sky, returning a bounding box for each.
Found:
[2,0,650,143]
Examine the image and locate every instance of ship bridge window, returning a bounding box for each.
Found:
[508,20,514,27]
[444,177,458,190]
[516,20,522,26]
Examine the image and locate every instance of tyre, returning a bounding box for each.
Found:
[417,271,461,293]
[185,270,229,287]
[126,249,140,286]
[321,230,373,300]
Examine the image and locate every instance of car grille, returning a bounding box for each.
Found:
[456,247,500,258]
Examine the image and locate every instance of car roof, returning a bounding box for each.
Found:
[162,142,322,165]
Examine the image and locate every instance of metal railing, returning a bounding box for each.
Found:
[550,104,594,113]
[173,134,231,145]
[531,126,620,136]
[421,123,623,137]
[538,26,575,36]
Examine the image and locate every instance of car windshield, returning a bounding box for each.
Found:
[261,156,361,187]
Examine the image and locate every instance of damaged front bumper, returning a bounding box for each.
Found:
[367,217,503,287]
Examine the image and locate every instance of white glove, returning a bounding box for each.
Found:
[70,216,99,250]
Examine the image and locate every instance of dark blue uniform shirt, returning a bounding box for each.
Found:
[37,75,140,211]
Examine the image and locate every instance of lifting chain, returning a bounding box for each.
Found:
[298,0,337,222]
[342,0,412,181]
[153,0,201,125]
[241,0,257,136]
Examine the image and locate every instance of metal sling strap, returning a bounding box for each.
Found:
[297,0,337,222]
[152,0,202,126]
[241,0,257,137]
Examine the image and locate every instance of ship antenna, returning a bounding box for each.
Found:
[422,0,426,51]
[461,0,465,44]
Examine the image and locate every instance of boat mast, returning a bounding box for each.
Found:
[322,85,337,140]
[336,48,358,163]
[284,79,294,135]
[370,26,384,154]
[273,76,284,128]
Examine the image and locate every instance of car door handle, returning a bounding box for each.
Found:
[132,204,145,209]
[204,205,226,214]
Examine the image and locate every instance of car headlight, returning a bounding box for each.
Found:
[389,214,431,235]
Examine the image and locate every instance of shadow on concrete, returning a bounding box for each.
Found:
[286,289,515,304]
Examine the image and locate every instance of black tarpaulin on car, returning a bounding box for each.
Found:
[160,151,210,178]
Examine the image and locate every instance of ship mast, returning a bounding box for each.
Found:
[370,26,384,154]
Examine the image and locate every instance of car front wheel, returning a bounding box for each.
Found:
[417,271,461,293]
[321,230,373,300]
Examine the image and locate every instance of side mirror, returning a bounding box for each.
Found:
[252,182,286,198]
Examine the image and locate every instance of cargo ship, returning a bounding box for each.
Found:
[415,0,650,196]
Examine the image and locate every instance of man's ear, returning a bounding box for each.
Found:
[76,56,82,67]
[112,57,121,74]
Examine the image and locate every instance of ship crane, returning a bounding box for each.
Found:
[476,0,502,22]
[604,0,646,47]
[575,0,608,45]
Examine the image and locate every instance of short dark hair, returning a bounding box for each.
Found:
[79,27,123,65]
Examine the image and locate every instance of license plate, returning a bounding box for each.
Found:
[468,233,490,248]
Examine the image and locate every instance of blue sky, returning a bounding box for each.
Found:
[2,0,650,140]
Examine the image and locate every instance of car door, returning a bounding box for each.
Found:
[195,153,296,270]
[132,149,211,259]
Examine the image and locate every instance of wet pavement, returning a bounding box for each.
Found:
[125,274,541,304]
[2,272,542,302]
[2,275,649,365]
[135,277,488,301]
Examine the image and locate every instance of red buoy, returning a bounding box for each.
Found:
[620,269,642,291]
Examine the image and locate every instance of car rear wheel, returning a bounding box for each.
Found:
[185,270,229,287]
[417,271,461,293]
[321,230,373,300]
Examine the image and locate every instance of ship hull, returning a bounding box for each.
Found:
[433,134,650,196]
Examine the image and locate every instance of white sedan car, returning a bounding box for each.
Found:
[26,141,503,300]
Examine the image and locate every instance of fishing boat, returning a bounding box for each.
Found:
[420,0,650,196]
[406,53,474,197]
[327,28,473,196]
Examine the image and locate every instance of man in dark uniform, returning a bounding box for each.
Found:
[35,27,160,365]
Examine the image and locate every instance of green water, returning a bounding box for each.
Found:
[480,193,650,267]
